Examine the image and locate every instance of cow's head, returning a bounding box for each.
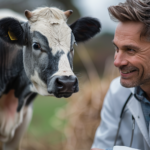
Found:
[0,7,101,98]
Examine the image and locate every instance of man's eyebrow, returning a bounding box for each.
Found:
[112,40,140,50]
[122,45,140,50]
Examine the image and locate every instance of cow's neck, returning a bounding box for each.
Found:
[1,50,31,111]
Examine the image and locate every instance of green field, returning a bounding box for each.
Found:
[27,95,67,143]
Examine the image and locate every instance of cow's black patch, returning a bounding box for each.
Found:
[0,39,8,94]
[0,39,22,95]
[25,92,37,106]
[0,27,34,111]
[0,17,24,45]
[2,50,32,111]
[45,50,65,83]
[70,17,101,42]
[33,31,49,52]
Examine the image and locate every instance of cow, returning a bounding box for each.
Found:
[0,7,101,150]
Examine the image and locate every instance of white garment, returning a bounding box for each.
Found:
[114,146,139,150]
[92,77,150,150]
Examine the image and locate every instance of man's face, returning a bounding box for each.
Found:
[113,21,150,88]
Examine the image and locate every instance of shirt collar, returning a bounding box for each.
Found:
[134,86,150,104]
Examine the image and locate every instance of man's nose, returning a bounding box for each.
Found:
[114,51,128,68]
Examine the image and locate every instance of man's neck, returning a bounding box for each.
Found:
[140,84,150,101]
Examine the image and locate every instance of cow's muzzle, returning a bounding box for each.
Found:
[47,75,79,98]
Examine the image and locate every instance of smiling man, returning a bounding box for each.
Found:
[114,21,150,90]
[91,0,150,150]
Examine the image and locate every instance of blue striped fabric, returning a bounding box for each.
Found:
[135,86,150,131]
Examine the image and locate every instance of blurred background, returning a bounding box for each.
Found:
[0,0,125,149]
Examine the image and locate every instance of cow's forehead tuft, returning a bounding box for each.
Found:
[29,7,67,23]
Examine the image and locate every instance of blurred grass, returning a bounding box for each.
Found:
[27,95,67,143]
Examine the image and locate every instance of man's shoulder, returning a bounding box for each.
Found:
[105,77,134,107]
[103,77,134,117]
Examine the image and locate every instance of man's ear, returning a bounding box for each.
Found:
[0,17,25,46]
[70,17,101,43]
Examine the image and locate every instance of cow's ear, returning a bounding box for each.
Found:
[0,17,25,46]
[70,17,101,43]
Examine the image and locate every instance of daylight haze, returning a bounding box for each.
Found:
[73,0,126,34]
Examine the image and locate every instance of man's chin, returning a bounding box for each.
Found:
[120,78,138,88]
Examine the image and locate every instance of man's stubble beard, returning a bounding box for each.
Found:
[120,72,150,88]
[120,78,141,88]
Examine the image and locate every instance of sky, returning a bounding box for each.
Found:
[0,0,126,34]
[72,0,126,34]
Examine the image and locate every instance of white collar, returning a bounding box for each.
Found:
[129,87,135,94]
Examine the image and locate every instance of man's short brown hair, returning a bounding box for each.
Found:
[108,0,150,39]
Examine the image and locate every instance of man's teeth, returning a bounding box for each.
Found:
[122,70,135,74]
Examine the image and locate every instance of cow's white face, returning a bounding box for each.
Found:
[22,7,77,97]
[29,8,75,77]
[0,7,101,98]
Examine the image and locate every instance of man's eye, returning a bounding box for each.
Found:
[127,48,135,52]
[32,43,41,50]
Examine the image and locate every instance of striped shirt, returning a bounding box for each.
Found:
[134,86,150,131]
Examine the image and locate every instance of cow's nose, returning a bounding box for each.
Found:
[47,75,79,98]
[56,76,78,93]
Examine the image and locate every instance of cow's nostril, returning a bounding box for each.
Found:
[56,78,64,89]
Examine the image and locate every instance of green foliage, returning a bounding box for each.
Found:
[27,95,67,143]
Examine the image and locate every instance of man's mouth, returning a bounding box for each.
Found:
[120,68,138,79]
[121,70,137,74]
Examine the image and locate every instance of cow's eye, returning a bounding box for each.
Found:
[32,43,41,50]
